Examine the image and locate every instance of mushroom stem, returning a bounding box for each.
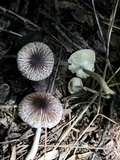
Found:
[83,68,115,95]
[25,128,41,160]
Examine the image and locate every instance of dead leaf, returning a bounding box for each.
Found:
[2,144,9,152]
[38,150,59,160]
[0,83,10,103]
[0,117,8,127]
[10,145,16,160]
[6,133,21,140]
[85,126,98,133]
[58,1,78,10]
[67,151,93,160]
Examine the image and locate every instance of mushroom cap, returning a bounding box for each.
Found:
[68,77,83,94]
[18,92,63,129]
[68,49,95,79]
[17,42,54,81]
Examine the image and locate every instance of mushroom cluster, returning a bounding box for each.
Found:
[68,49,115,95]
[16,42,63,160]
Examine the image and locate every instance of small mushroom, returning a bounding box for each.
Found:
[18,92,63,160]
[68,77,83,94]
[17,42,54,81]
[68,77,98,95]
[68,49,115,95]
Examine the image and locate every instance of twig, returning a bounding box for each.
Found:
[0,28,22,37]
[39,10,84,47]
[63,100,117,160]
[39,144,120,151]
[49,49,61,94]
[0,6,41,30]
[0,6,71,52]
[54,23,82,50]
[107,66,120,84]
[102,0,120,80]
[0,139,20,144]
[44,128,47,160]
[91,0,106,52]
[91,99,116,160]
[102,21,120,31]
[53,95,98,150]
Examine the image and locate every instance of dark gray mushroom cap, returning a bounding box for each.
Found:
[18,92,63,129]
[17,42,54,81]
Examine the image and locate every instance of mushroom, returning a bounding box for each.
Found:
[68,77,83,94]
[17,42,54,81]
[18,92,63,160]
[68,77,99,95]
[68,49,95,79]
[68,49,115,95]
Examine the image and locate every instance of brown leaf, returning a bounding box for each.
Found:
[38,150,59,160]
[67,151,93,160]
[10,145,16,160]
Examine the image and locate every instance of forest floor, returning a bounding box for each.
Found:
[0,0,120,160]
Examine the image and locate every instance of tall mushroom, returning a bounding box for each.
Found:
[17,42,54,81]
[18,92,63,160]
[68,49,115,95]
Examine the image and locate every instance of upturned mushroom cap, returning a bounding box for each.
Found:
[18,92,63,129]
[68,49,95,79]
[68,77,83,94]
[17,42,54,81]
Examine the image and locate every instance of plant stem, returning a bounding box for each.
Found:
[83,68,115,95]
[25,128,41,160]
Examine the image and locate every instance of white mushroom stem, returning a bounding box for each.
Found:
[83,68,115,95]
[25,128,41,160]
